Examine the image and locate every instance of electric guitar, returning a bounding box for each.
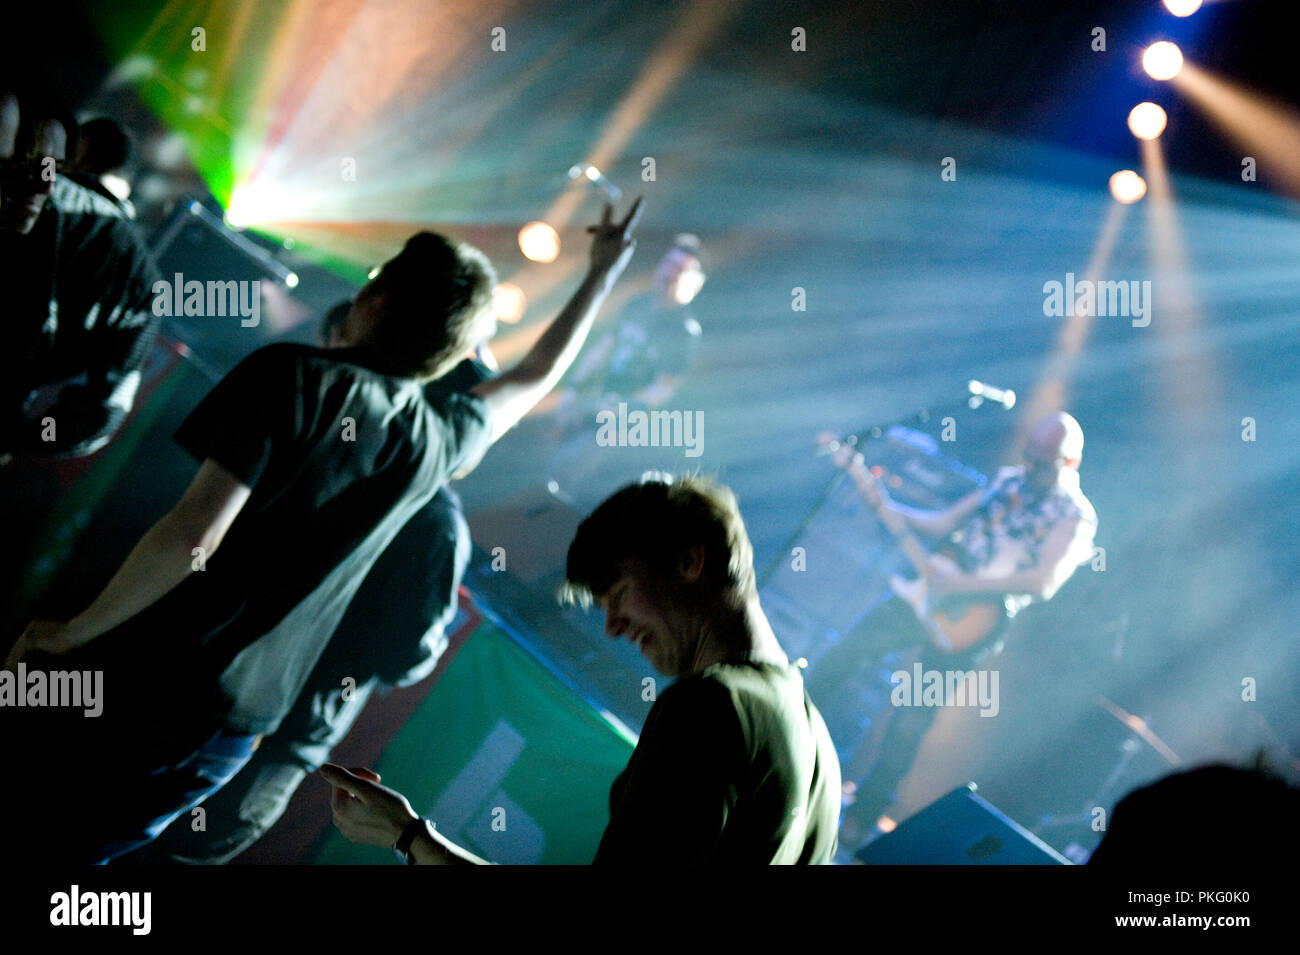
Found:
[821,434,1006,654]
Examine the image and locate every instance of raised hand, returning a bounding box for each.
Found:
[586,196,643,277]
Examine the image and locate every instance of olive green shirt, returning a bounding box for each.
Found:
[594,661,841,864]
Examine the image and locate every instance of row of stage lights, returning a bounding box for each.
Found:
[1109,0,1201,203]
[225,3,1204,315]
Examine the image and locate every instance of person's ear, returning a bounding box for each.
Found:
[679,545,706,584]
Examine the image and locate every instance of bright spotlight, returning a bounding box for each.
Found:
[1128,102,1168,140]
[225,185,255,228]
[284,272,299,289]
[1109,170,1148,204]
[492,282,526,323]
[518,221,560,263]
[1143,41,1184,81]
[672,266,706,305]
[1163,0,1202,16]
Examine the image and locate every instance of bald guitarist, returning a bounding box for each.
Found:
[813,412,1098,838]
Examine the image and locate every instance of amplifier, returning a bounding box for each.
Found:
[856,783,1070,865]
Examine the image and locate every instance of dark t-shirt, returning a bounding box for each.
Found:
[326,356,493,688]
[268,357,493,765]
[594,661,841,865]
[93,343,493,735]
[0,176,159,456]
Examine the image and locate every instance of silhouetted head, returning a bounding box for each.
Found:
[0,84,79,234]
[340,232,497,381]
[563,475,758,677]
[1089,762,1300,867]
[73,117,131,176]
[1024,411,1084,494]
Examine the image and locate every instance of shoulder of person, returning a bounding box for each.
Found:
[51,177,153,262]
[655,669,739,716]
[225,342,324,382]
[644,672,747,757]
[51,175,129,220]
[1067,483,1098,528]
[695,661,801,711]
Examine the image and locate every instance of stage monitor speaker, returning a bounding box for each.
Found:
[856,783,1070,865]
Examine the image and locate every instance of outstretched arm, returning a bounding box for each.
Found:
[4,459,250,667]
[321,764,488,865]
[471,198,642,443]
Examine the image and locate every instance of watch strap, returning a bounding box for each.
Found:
[394,817,428,864]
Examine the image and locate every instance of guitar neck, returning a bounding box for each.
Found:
[848,465,933,576]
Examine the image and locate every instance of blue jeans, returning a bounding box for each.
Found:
[92,728,262,865]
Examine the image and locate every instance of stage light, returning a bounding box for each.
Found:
[367,266,381,279]
[518,221,560,263]
[1128,102,1168,140]
[223,181,294,230]
[1163,0,1202,16]
[225,184,255,228]
[670,264,705,305]
[284,272,299,289]
[1143,41,1184,81]
[1109,170,1148,204]
[493,282,526,323]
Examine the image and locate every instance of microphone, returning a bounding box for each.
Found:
[968,380,1016,409]
[568,163,622,201]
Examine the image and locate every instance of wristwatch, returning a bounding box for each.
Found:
[393,817,435,865]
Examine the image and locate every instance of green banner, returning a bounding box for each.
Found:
[313,622,635,865]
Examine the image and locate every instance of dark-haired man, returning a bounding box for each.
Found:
[322,475,841,864]
[4,200,642,863]
[125,307,494,864]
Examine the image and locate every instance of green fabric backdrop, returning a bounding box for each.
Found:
[313,622,635,865]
